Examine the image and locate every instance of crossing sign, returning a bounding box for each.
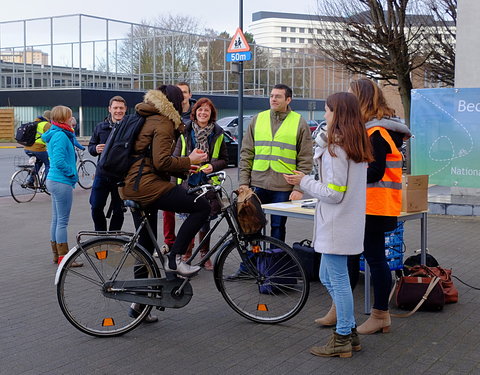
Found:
[227,28,250,53]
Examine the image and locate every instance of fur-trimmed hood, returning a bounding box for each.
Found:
[366,117,411,140]
[135,89,182,128]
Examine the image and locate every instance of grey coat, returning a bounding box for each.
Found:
[300,145,367,255]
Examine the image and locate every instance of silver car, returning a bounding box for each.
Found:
[217,115,253,139]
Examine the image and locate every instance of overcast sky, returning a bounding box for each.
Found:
[0,0,316,34]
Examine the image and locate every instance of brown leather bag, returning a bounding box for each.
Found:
[235,188,267,234]
[392,265,458,317]
[419,265,459,304]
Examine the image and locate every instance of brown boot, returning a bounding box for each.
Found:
[51,241,58,264]
[198,231,212,271]
[351,327,361,352]
[310,331,352,358]
[314,303,336,327]
[357,308,391,334]
[57,243,83,267]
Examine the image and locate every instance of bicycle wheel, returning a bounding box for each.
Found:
[77,160,96,189]
[57,238,159,337]
[10,169,37,203]
[215,234,309,324]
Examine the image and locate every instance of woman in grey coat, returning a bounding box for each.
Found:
[284,92,373,358]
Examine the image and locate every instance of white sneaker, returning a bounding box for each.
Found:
[164,254,201,277]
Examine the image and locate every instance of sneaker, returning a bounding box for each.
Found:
[164,254,201,277]
[128,303,158,323]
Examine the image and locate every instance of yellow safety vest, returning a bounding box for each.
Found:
[35,121,49,146]
[177,133,224,185]
[252,110,300,173]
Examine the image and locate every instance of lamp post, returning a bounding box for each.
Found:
[237,0,244,167]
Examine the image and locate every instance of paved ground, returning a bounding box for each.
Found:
[1,169,480,374]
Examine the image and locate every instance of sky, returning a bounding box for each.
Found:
[0,0,317,34]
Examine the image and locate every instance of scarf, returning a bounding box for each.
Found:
[51,121,74,133]
[193,122,215,153]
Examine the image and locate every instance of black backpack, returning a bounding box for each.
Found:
[97,113,147,187]
[15,121,41,146]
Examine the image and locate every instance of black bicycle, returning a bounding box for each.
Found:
[55,171,310,337]
[10,156,49,203]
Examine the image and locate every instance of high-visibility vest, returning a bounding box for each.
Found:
[366,126,403,216]
[252,110,300,173]
[177,132,224,185]
[35,121,49,146]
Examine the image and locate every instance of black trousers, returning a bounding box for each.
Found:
[348,215,397,311]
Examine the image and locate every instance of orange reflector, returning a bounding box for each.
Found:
[102,317,115,326]
[257,304,268,312]
[252,245,261,253]
[95,250,108,260]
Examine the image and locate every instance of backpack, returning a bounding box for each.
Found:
[15,121,41,146]
[97,113,147,187]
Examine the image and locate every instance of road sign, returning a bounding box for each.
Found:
[226,51,252,62]
[227,28,250,53]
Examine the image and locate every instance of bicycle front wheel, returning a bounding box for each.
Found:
[77,160,96,189]
[10,169,37,203]
[215,235,309,324]
[57,238,159,337]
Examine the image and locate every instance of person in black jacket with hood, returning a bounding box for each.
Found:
[88,95,127,231]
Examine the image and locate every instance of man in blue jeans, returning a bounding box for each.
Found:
[239,84,313,241]
[88,96,127,231]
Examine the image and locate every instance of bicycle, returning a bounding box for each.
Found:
[10,156,50,203]
[76,148,96,189]
[55,171,310,337]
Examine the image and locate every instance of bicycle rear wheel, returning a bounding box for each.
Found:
[10,169,37,203]
[57,238,159,337]
[215,234,309,324]
[77,159,96,189]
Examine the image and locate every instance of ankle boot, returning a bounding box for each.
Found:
[182,241,194,262]
[51,241,58,264]
[351,327,361,352]
[57,243,83,267]
[314,302,336,327]
[357,308,391,334]
[164,253,201,277]
[310,331,352,358]
[198,231,213,271]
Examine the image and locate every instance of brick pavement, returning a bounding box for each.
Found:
[0,175,479,374]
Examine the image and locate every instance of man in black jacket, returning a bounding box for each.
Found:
[88,96,127,231]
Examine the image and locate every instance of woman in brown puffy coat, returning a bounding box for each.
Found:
[121,85,210,278]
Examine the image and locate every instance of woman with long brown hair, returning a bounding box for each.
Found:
[285,92,373,358]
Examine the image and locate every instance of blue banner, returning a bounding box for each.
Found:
[411,88,480,187]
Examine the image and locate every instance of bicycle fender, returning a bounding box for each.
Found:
[54,245,79,285]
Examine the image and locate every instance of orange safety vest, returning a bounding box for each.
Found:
[366,126,403,216]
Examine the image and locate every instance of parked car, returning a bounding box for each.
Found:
[217,115,253,139]
[307,120,320,134]
[223,132,239,167]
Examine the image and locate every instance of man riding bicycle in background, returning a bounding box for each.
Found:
[23,110,51,187]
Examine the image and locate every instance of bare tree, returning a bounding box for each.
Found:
[423,0,456,86]
[314,0,449,124]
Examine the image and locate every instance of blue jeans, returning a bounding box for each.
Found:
[253,187,290,241]
[320,254,356,336]
[24,150,50,183]
[46,180,73,244]
[89,173,124,231]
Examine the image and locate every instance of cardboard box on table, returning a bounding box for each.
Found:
[401,175,429,212]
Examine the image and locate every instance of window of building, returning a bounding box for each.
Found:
[299,38,305,43]
[281,47,287,53]
[309,28,314,33]
[290,38,296,43]
[300,28,305,33]
[290,27,296,32]
[309,38,313,44]
[281,26,287,32]
[281,37,287,43]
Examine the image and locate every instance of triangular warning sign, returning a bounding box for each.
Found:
[227,28,250,53]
